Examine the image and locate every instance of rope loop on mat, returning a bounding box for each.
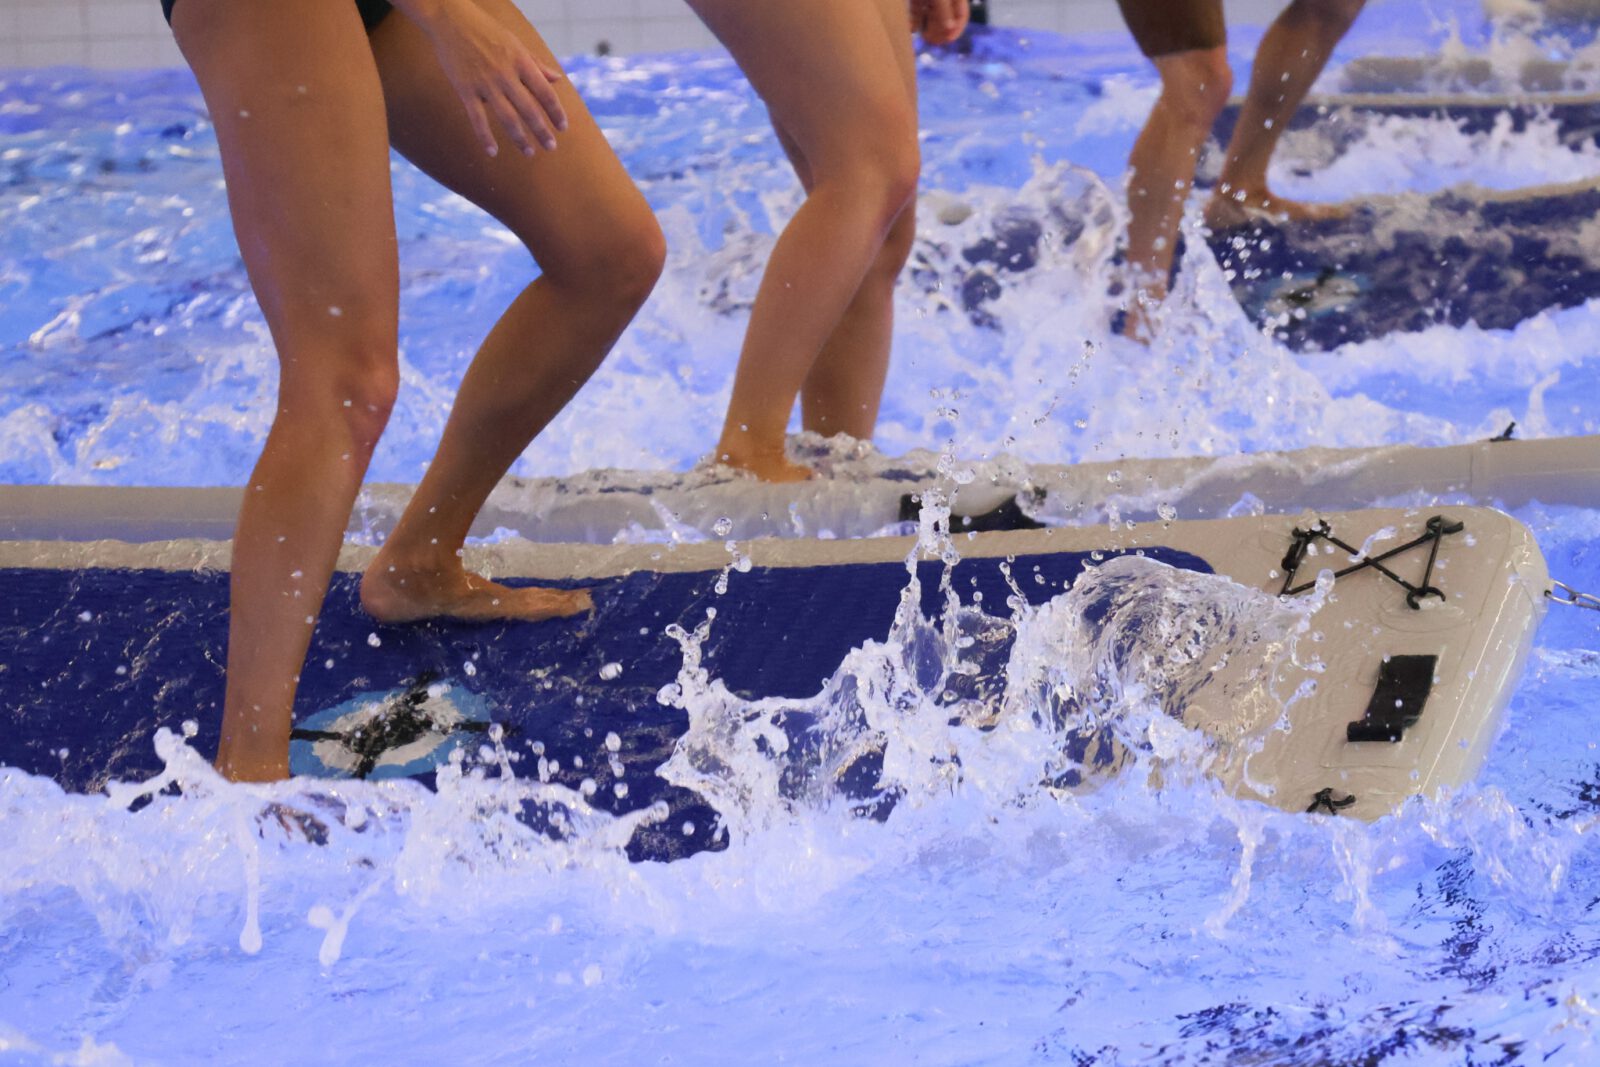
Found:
[1279,514,1463,610]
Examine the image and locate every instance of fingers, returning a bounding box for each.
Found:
[485,85,545,156]
[464,94,499,157]
[433,13,569,160]
[516,54,568,135]
[471,65,566,159]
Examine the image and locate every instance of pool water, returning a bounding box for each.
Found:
[3,0,1600,1062]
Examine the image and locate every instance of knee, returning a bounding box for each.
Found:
[541,208,665,314]
[330,357,399,450]
[1296,0,1365,33]
[1332,0,1367,31]
[613,214,667,310]
[281,337,399,450]
[1161,52,1233,132]
[865,134,922,230]
[815,106,921,232]
[869,203,917,285]
[348,376,399,447]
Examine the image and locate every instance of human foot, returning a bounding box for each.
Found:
[360,556,593,625]
[1113,277,1163,345]
[1204,186,1350,229]
[713,441,815,483]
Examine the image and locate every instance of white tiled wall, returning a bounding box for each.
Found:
[5,1,179,69]
[995,0,1139,35]
[0,0,714,69]
[3,0,1288,70]
[551,0,718,57]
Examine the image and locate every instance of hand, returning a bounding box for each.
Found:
[909,0,970,47]
[410,0,569,157]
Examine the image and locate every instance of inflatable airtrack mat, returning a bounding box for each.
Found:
[1213,91,1600,156]
[1208,93,1600,350]
[5,436,1596,545]
[0,507,1547,859]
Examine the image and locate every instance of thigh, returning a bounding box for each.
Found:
[687,0,917,181]
[369,0,657,279]
[772,0,917,188]
[1117,0,1227,58]
[171,0,399,349]
[874,0,919,103]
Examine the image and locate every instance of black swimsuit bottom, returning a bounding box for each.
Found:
[162,0,395,33]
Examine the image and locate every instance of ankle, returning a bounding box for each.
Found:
[715,432,786,468]
[371,539,464,578]
[1215,178,1268,205]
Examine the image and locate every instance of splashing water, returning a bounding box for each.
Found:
[5,4,1600,1062]
[5,9,1600,486]
[6,493,1597,1063]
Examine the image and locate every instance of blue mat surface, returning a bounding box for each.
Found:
[1,546,1211,859]
[1207,181,1600,350]
[1208,99,1600,350]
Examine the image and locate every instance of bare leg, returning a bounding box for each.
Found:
[770,124,913,442]
[1206,0,1367,227]
[1121,46,1232,340]
[688,0,921,480]
[799,204,914,439]
[359,1,664,623]
[172,0,402,781]
[790,0,919,441]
